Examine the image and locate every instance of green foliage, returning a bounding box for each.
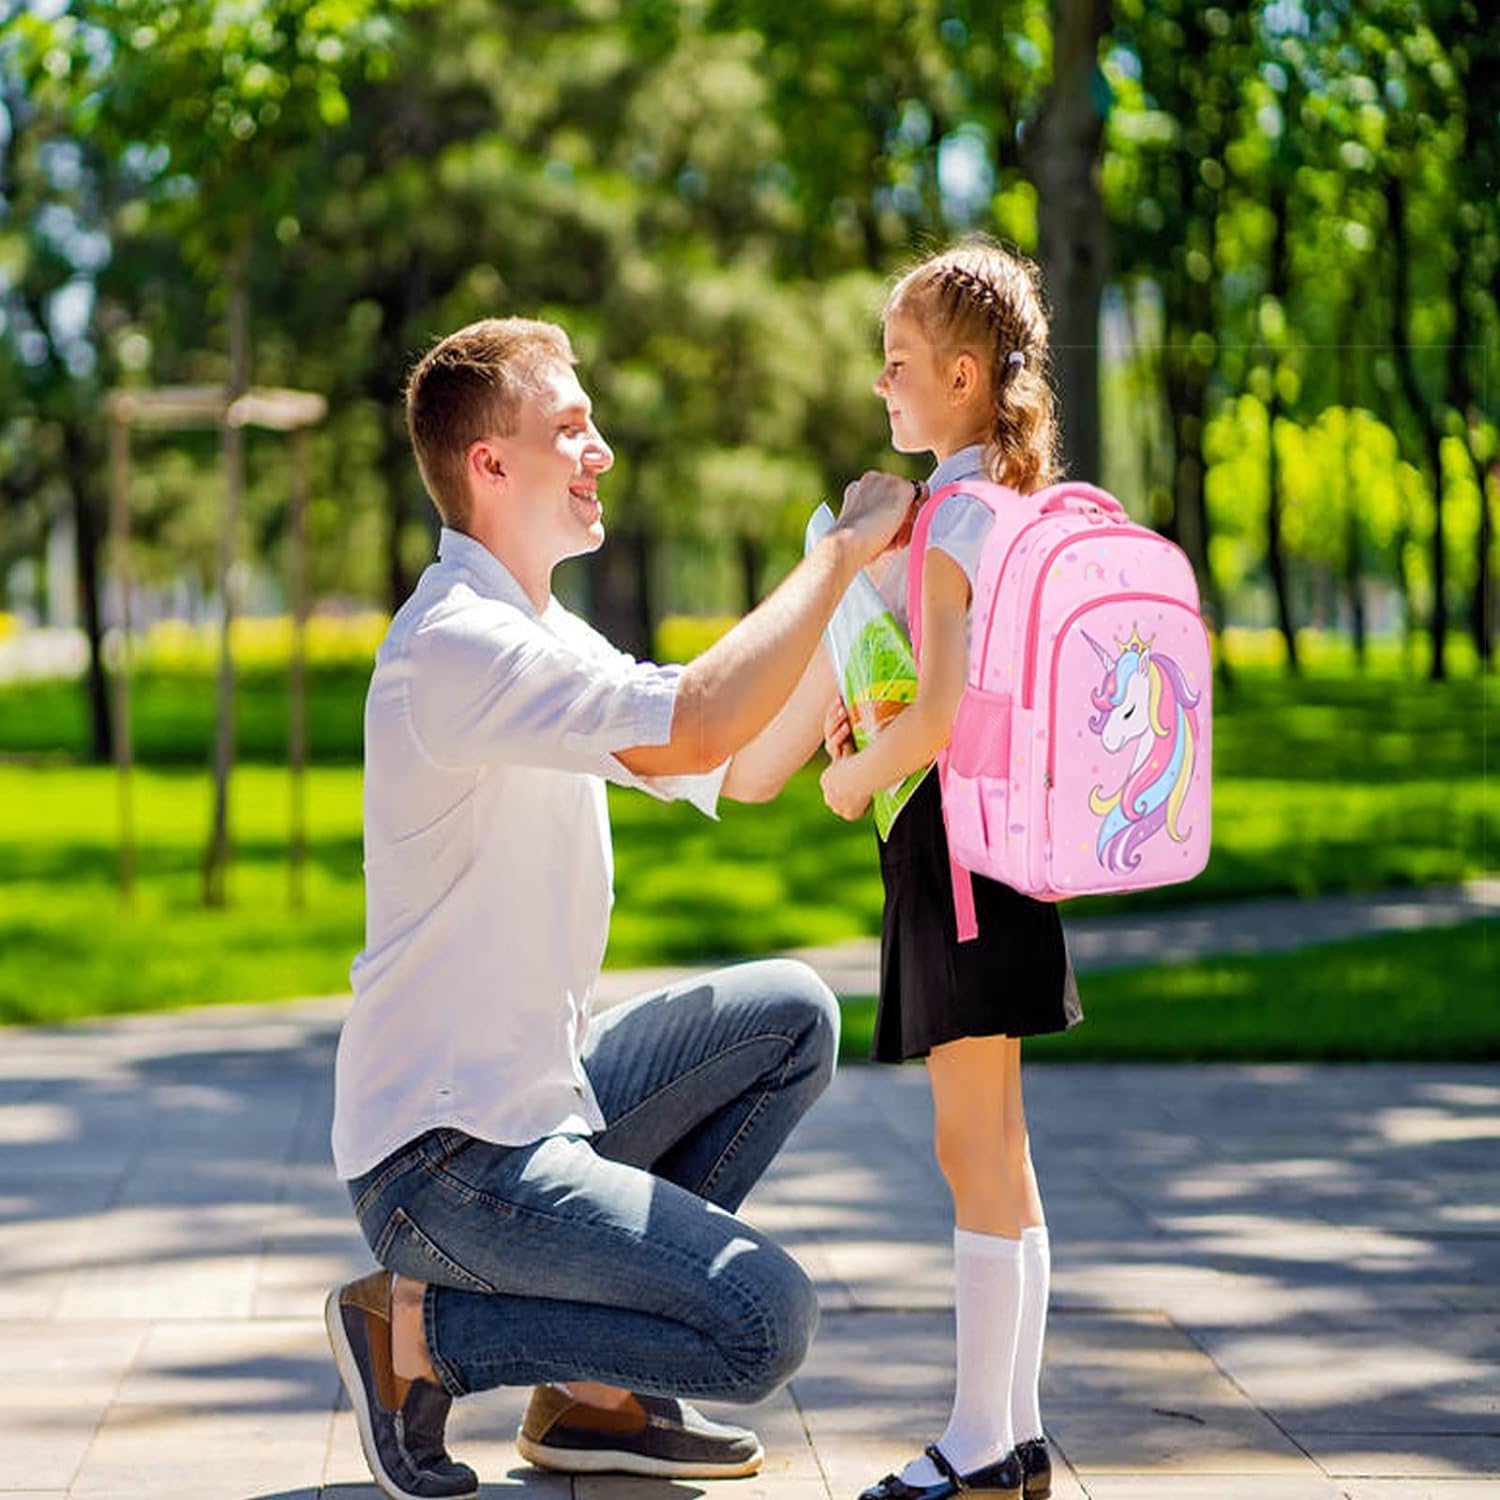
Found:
[1,0,1496,753]
[18,0,417,262]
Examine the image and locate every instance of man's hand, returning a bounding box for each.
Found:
[833,471,923,564]
[618,475,918,780]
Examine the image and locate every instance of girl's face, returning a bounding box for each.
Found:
[874,309,971,461]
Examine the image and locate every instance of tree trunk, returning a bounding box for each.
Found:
[1478,465,1497,669]
[1022,0,1109,482]
[59,418,112,761]
[1264,172,1298,673]
[1342,447,1366,670]
[381,411,420,609]
[1265,403,1298,673]
[738,534,763,613]
[1337,299,1366,669]
[1373,380,1418,667]
[377,251,430,611]
[1387,175,1449,680]
[588,521,654,661]
[1448,229,1493,668]
[1162,350,1233,692]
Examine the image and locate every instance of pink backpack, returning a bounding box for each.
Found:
[908,480,1212,939]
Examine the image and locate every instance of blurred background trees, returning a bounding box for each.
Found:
[1,0,1494,760]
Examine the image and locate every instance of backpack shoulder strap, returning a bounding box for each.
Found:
[905,479,1014,665]
[905,479,1015,946]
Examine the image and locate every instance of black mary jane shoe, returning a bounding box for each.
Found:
[1015,1437,1052,1499]
[857,1443,1023,1500]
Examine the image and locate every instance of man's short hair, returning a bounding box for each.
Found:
[405,318,577,528]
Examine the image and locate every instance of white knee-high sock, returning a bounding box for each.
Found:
[900,1229,1022,1485]
[1010,1225,1050,1443]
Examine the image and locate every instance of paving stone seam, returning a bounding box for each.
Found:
[784,1379,836,1500]
[59,1320,150,1498]
[316,1381,347,1490]
[1169,1311,1330,1480]
[1080,1161,1170,1235]
[1046,1431,1095,1499]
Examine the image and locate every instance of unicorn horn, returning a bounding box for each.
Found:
[1081,631,1114,670]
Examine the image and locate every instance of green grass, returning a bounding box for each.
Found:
[0,659,1493,1024]
[836,922,1499,1064]
[0,665,371,764]
[0,765,364,1024]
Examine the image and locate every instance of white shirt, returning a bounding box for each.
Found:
[875,445,996,637]
[331,528,726,1180]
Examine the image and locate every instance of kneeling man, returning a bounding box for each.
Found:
[326,317,915,1500]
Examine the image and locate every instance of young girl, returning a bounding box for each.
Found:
[725,237,1081,1500]
[838,239,1083,1500]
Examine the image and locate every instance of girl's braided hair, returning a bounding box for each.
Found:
[885,238,1062,493]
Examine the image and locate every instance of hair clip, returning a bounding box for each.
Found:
[1006,350,1026,369]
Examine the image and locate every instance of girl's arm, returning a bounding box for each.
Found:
[821,548,969,819]
[721,647,838,802]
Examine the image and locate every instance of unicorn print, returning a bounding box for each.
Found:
[1082,626,1201,873]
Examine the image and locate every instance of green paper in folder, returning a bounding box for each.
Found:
[805,503,932,839]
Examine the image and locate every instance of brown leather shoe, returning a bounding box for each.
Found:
[324,1270,478,1500]
[517,1383,763,1477]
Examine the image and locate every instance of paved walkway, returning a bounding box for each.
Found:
[3,886,1497,1498]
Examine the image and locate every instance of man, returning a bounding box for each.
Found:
[325,316,917,1500]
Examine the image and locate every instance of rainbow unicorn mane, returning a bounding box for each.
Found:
[1083,630,1201,873]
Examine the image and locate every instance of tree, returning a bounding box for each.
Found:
[1022,0,1110,483]
[15,0,413,896]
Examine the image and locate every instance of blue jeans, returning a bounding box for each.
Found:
[346,959,839,1402]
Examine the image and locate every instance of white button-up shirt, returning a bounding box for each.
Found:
[332,528,725,1180]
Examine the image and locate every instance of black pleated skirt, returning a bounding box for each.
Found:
[873,771,1083,1064]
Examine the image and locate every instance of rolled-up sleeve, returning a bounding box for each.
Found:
[606,754,729,819]
[558,611,728,816]
[404,597,725,815]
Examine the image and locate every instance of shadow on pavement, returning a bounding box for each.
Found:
[2,1003,1497,1485]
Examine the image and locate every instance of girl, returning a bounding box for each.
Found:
[822,240,1082,1500]
[726,238,1082,1500]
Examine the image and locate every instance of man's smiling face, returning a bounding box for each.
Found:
[496,365,615,562]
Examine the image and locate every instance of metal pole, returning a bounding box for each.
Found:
[288,426,309,909]
[107,409,135,903]
[203,261,249,907]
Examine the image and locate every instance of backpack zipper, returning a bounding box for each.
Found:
[1019,527,1151,708]
[972,513,1076,688]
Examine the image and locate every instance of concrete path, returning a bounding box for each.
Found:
[2,988,1497,1499]
[597,879,1499,1004]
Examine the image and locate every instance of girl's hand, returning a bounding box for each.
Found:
[823,697,853,761]
[820,754,871,821]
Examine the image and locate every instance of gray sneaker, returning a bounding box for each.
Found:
[324,1270,479,1500]
[517,1384,764,1477]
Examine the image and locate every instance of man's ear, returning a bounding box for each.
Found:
[468,437,506,487]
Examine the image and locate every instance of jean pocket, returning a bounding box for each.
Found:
[373,1206,498,1295]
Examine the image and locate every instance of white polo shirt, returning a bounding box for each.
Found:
[331,528,725,1180]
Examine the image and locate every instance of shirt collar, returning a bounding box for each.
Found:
[437,527,541,616]
[928,444,987,492]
